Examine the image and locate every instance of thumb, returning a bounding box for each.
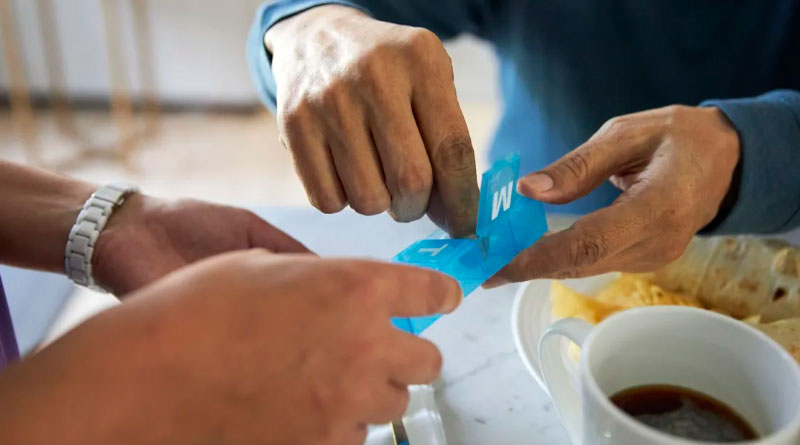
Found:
[517,140,628,204]
[249,218,314,254]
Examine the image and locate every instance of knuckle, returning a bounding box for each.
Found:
[659,203,689,228]
[352,51,388,84]
[567,231,609,269]
[320,83,350,115]
[405,28,451,73]
[662,241,687,263]
[303,181,347,214]
[352,337,381,363]
[663,104,689,126]
[426,345,444,378]
[422,287,447,315]
[396,163,433,198]
[600,115,625,133]
[433,134,474,174]
[557,151,591,182]
[278,99,313,133]
[349,191,391,215]
[309,192,347,214]
[347,271,385,303]
[389,388,411,419]
[407,28,443,54]
[310,379,339,420]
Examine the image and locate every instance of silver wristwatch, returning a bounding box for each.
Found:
[64,183,140,291]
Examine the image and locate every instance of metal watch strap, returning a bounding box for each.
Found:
[65,183,139,291]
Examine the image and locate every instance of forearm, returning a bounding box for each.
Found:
[0,303,161,444]
[0,160,95,273]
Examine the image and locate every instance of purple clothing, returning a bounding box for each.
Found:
[0,273,20,369]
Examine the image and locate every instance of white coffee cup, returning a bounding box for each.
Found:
[538,306,800,444]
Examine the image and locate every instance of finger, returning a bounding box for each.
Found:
[385,333,442,386]
[483,247,668,289]
[278,112,347,213]
[484,240,667,288]
[247,217,313,254]
[322,95,391,216]
[424,184,448,230]
[412,63,479,238]
[517,127,652,205]
[334,424,368,445]
[351,261,462,316]
[383,265,462,317]
[360,382,410,425]
[368,95,433,223]
[489,192,658,283]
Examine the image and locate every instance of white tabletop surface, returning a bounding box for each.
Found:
[36,204,800,445]
[263,208,569,445]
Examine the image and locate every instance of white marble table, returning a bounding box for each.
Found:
[263,208,569,445]
[39,205,800,444]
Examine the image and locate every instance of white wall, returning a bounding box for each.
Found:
[1,0,497,105]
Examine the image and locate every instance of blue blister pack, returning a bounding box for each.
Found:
[392,154,548,334]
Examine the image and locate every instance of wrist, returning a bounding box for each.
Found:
[64,184,142,291]
[89,192,155,293]
[708,106,741,169]
[699,106,742,232]
[264,4,368,54]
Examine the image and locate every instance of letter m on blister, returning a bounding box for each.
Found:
[392,154,548,334]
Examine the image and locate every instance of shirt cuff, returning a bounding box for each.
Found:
[701,90,800,234]
[247,1,371,112]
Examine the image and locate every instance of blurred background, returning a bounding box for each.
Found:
[0,0,500,351]
[1,0,500,205]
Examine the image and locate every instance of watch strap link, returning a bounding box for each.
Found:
[65,183,139,291]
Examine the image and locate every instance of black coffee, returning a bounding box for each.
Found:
[610,385,758,442]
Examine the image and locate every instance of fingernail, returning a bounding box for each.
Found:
[519,173,554,194]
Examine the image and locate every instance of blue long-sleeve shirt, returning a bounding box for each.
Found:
[248,0,800,235]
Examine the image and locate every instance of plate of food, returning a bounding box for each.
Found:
[512,235,800,396]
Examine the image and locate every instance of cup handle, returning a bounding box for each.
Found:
[538,318,593,445]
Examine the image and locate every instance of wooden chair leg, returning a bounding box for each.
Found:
[101,0,137,170]
[0,0,42,165]
[131,0,160,139]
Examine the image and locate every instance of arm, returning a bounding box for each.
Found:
[246,1,486,237]
[489,89,800,284]
[0,160,94,273]
[0,160,309,295]
[247,0,493,111]
[0,253,459,444]
[702,90,800,234]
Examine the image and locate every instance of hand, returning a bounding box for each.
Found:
[486,105,740,285]
[0,251,461,444]
[92,194,310,295]
[266,5,479,237]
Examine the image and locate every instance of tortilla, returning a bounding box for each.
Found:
[746,317,800,363]
[647,236,800,321]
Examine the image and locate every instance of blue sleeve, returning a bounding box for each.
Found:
[702,90,800,234]
[247,0,493,111]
